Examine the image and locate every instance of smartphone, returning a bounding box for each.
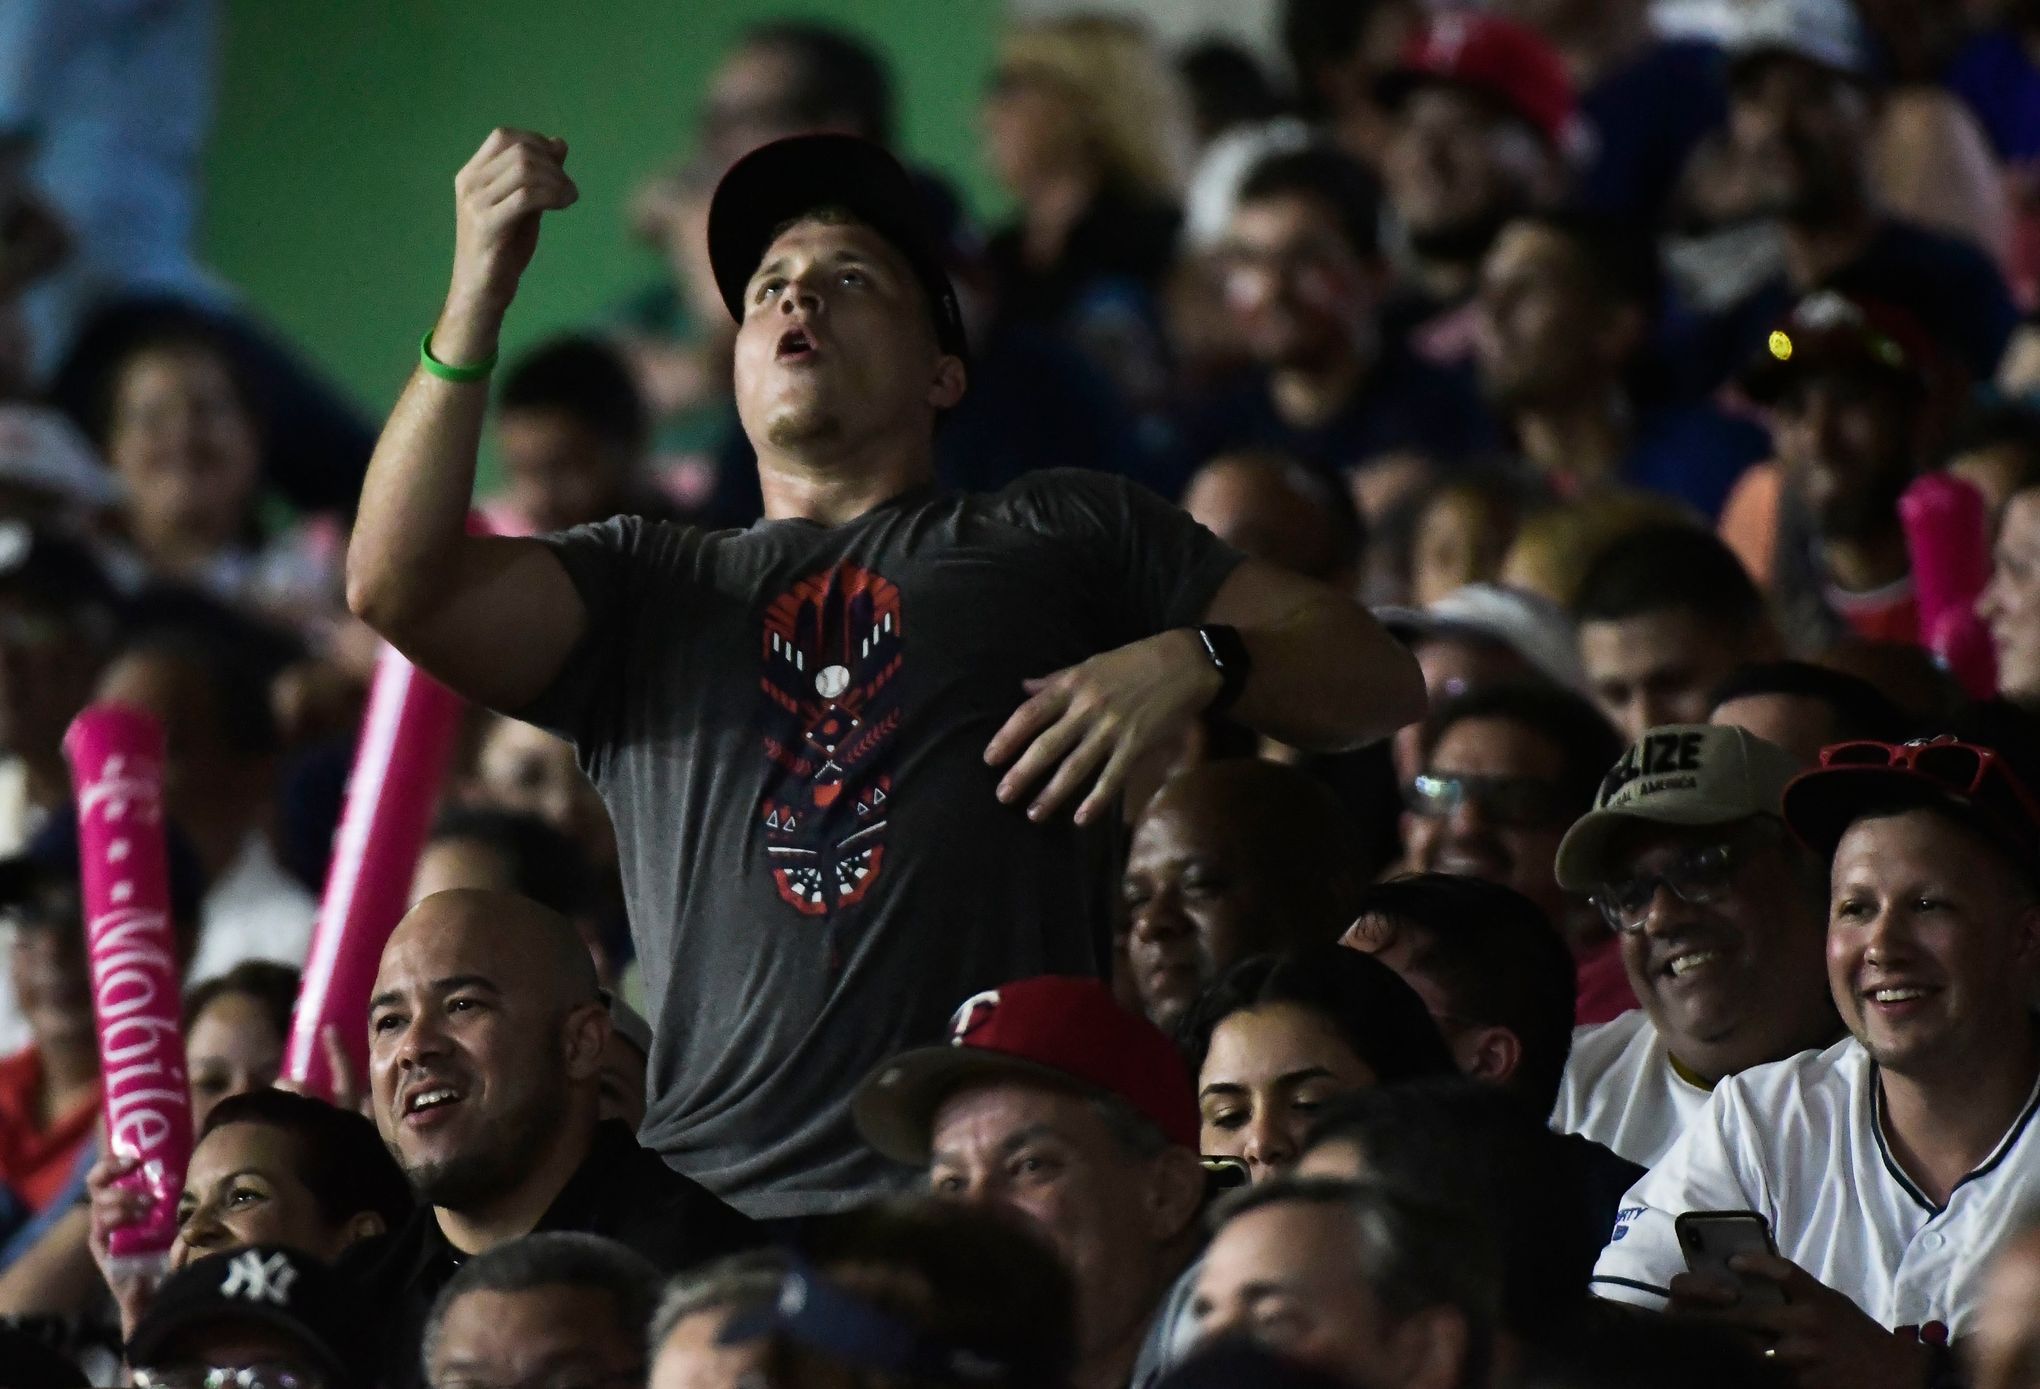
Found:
[1201,1156,1251,1201]
[1675,1210,1786,1307]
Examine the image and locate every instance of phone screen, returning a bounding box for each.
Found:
[1675,1210,1786,1307]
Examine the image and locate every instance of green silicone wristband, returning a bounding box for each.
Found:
[419,329,497,383]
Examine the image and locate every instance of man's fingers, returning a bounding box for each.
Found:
[1668,1273,1740,1307]
[496,182,578,220]
[1073,738,1138,827]
[985,682,1070,768]
[995,710,1088,806]
[477,153,575,210]
[1027,725,1115,821]
[460,127,555,185]
[1728,1253,1807,1291]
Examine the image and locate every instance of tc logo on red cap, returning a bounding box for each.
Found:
[949,990,1000,1044]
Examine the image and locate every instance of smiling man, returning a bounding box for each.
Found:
[1550,724,1838,1166]
[1592,738,2040,1381]
[345,128,1421,1219]
[347,889,755,1389]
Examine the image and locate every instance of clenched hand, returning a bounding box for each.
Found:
[439,127,580,358]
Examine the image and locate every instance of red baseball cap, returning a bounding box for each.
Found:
[1377,13,1579,151]
[852,976,1200,1164]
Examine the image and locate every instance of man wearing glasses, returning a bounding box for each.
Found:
[1549,724,1838,1166]
[1400,683,1629,1023]
[1591,736,2040,1382]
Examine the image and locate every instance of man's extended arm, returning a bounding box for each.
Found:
[345,128,588,713]
[1198,560,1425,750]
[986,560,1424,824]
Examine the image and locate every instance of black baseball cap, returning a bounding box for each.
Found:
[126,1246,369,1388]
[0,521,118,619]
[706,133,970,361]
[0,810,207,931]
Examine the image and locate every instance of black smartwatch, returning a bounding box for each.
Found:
[1192,624,1252,715]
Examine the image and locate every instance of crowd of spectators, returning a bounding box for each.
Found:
[6,1,2040,1386]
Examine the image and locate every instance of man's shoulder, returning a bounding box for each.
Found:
[1571,1009,1658,1071]
[975,468,1163,532]
[1712,1037,1863,1132]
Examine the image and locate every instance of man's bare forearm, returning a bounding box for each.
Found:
[345,129,589,712]
[344,298,501,638]
[1207,563,1426,753]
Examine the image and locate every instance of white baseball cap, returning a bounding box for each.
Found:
[1725,0,1877,80]
[1376,583,1585,692]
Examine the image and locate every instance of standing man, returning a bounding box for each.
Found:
[345,130,1422,1218]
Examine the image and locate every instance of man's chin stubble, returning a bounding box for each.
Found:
[766,408,844,451]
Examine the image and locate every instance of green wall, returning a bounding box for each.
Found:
[200,0,1003,420]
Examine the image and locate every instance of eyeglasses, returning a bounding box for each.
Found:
[132,1367,324,1389]
[1590,838,1748,934]
[1403,773,1571,828]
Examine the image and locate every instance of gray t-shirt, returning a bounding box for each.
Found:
[521,470,1241,1217]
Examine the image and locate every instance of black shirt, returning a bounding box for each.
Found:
[345,1119,759,1389]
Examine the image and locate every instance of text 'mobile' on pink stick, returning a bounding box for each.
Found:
[65,703,190,1269]
[283,645,465,1100]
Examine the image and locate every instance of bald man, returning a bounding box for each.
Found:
[1123,760,1366,1029]
[1181,452,1362,590]
[344,889,757,1389]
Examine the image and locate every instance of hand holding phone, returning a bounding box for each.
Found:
[1676,1209,1786,1307]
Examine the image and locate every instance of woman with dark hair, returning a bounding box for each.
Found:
[84,317,344,635]
[91,1086,411,1338]
[1179,943,1456,1183]
[183,960,299,1130]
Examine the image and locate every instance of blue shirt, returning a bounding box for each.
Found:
[1579,39,1729,227]
[1949,27,2040,163]
[1619,400,1768,520]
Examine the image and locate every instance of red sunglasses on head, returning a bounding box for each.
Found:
[1817,738,2040,835]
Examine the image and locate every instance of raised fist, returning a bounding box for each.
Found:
[447,127,579,319]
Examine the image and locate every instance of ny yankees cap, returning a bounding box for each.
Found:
[0,807,207,927]
[127,1245,366,1387]
[707,133,971,361]
[852,976,1199,1165]
[1555,724,1804,891]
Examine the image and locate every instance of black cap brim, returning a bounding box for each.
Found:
[127,1305,351,1388]
[1781,765,2040,863]
[706,133,969,361]
[851,1045,1103,1166]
